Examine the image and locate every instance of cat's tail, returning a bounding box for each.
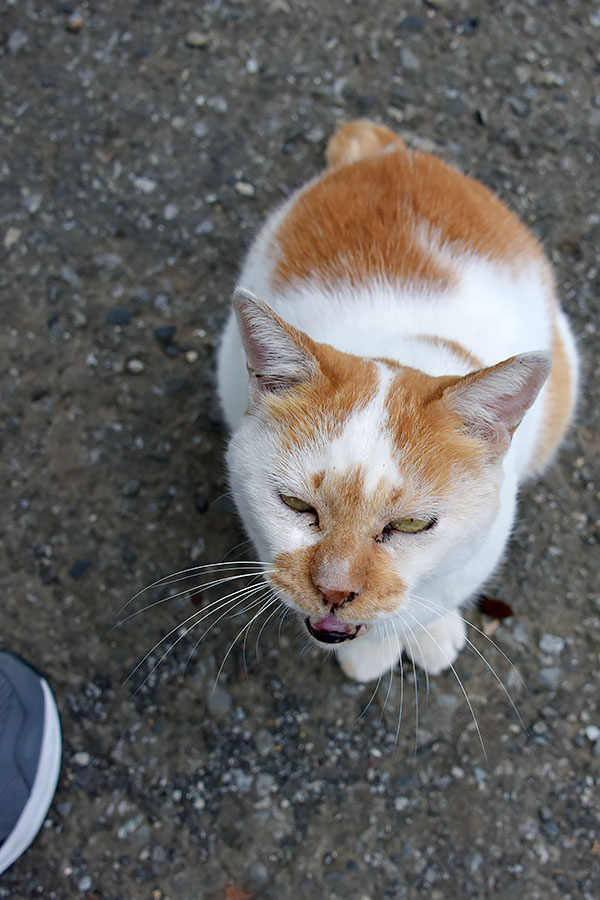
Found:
[325,119,405,168]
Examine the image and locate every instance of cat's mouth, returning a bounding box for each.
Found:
[305,612,365,644]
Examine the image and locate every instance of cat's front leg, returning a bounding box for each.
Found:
[404,609,466,676]
[335,627,403,683]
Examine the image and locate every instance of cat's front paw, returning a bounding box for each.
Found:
[336,632,402,683]
[406,610,466,676]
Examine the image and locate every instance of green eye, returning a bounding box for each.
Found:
[388,516,436,534]
[280,494,316,514]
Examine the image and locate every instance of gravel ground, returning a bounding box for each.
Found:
[1,1,599,898]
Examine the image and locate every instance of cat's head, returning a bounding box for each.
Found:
[226,289,550,646]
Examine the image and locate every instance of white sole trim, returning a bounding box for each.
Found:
[0,678,62,875]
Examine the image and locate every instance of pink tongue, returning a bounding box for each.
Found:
[311,612,353,634]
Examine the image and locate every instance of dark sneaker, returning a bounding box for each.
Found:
[0,652,62,875]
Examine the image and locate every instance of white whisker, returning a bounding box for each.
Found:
[185,587,272,672]
[125,580,269,688]
[400,622,421,760]
[120,559,270,615]
[408,594,527,733]
[254,594,280,662]
[404,609,487,760]
[380,622,396,725]
[116,571,268,628]
[356,666,384,723]
[213,596,280,690]
[410,591,526,690]
[390,621,404,749]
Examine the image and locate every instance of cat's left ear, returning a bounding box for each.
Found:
[233,287,318,401]
[438,351,551,455]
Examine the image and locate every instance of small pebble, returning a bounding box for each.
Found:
[207,685,231,717]
[193,121,209,138]
[132,176,156,194]
[163,203,179,221]
[185,349,199,363]
[122,479,141,498]
[106,306,131,326]
[584,725,600,742]
[8,30,28,54]
[185,30,210,48]
[246,57,259,74]
[153,325,176,346]
[193,493,209,513]
[72,751,90,767]
[69,559,91,580]
[22,192,42,214]
[126,358,145,374]
[235,181,255,197]
[539,633,565,655]
[67,12,83,33]
[77,875,92,892]
[4,227,21,249]
[538,667,561,690]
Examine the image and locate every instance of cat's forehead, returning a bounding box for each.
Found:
[272,357,475,507]
[310,366,403,497]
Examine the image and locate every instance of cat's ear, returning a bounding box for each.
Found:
[233,287,318,401]
[438,351,551,454]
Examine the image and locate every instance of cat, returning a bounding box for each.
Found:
[216,119,579,683]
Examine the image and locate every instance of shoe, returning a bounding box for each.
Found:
[0,652,62,875]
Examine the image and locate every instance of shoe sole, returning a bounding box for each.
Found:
[0,678,62,875]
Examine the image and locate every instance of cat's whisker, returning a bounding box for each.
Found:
[380,622,396,726]
[213,596,280,691]
[241,591,276,674]
[277,606,291,644]
[399,622,421,760]
[356,667,384,723]
[409,591,527,690]
[184,586,273,673]
[129,584,270,696]
[407,594,527,734]
[119,560,269,615]
[390,621,405,750]
[116,570,269,629]
[404,609,487,760]
[125,581,270,689]
[221,537,256,562]
[254,594,281,663]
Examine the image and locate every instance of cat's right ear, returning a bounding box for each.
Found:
[233,287,318,402]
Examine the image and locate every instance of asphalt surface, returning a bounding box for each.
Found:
[1,1,599,898]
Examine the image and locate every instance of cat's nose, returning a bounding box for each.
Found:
[316,585,358,607]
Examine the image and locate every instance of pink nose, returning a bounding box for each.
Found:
[315,585,358,607]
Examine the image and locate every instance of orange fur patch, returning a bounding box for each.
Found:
[411,334,482,370]
[273,126,543,292]
[263,342,378,452]
[382,366,491,497]
[325,119,405,168]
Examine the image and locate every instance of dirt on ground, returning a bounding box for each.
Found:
[1,1,599,899]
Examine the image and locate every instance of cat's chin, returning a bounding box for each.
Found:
[305,612,367,644]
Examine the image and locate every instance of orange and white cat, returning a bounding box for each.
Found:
[217,120,578,682]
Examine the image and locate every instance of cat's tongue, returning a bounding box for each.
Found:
[306,612,360,644]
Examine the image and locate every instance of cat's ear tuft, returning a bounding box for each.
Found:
[233,287,318,401]
[439,351,552,454]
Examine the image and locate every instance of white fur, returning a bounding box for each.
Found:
[217,172,578,683]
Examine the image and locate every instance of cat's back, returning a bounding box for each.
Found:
[238,123,557,363]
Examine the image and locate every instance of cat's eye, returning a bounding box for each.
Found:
[379,516,436,539]
[389,516,436,533]
[279,494,317,516]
